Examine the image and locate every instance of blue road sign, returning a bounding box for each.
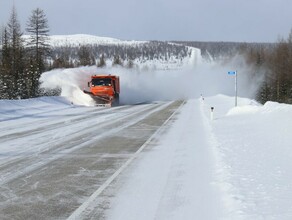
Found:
[228,71,236,75]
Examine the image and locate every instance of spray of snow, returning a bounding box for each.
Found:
[40,47,263,106]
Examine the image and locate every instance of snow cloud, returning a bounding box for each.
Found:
[40,50,263,106]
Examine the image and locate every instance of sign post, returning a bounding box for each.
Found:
[228,70,237,107]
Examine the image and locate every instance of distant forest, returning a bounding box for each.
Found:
[49,41,190,69]
[0,7,291,104]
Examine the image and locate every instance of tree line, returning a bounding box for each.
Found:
[49,41,189,69]
[239,33,292,104]
[0,7,50,99]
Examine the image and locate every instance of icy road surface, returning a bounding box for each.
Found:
[1,96,292,220]
[0,98,185,219]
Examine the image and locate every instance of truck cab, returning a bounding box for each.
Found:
[84,75,120,106]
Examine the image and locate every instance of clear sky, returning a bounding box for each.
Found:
[1,0,292,42]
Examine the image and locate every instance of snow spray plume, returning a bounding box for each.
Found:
[40,66,99,106]
[40,49,263,106]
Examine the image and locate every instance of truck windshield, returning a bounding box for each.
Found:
[92,78,112,86]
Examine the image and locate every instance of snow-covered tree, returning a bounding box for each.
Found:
[5,6,25,99]
[77,45,95,66]
[112,54,123,66]
[97,53,106,67]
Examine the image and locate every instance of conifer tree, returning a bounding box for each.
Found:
[97,54,106,67]
[112,54,123,66]
[5,6,25,99]
[1,28,11,97]
[78,45,95,66]
[26,8,50,96]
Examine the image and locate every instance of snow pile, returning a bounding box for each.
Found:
[226,100,292,116]
[226,101,260,116]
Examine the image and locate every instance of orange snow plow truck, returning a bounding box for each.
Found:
[84,74,120,107]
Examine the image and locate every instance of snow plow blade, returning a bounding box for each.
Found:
[83,90,112,107]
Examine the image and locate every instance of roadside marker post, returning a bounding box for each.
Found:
[228,70,238,107]
[211,107,214,120]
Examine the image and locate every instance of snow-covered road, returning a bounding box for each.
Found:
[0,98,184,219]
[1,95,292,220]
[101,99,224,220]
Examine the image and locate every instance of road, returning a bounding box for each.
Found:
[0,100,184,219]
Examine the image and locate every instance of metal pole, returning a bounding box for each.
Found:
[235,70,238,107]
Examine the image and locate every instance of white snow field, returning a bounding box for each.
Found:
[0,94,291,219]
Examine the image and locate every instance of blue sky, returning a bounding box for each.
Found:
[1,0,292,42]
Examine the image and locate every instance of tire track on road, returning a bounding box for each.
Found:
[0,102,170,186]
[0,101,184,220]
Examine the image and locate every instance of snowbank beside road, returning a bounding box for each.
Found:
[202,95,292,219]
